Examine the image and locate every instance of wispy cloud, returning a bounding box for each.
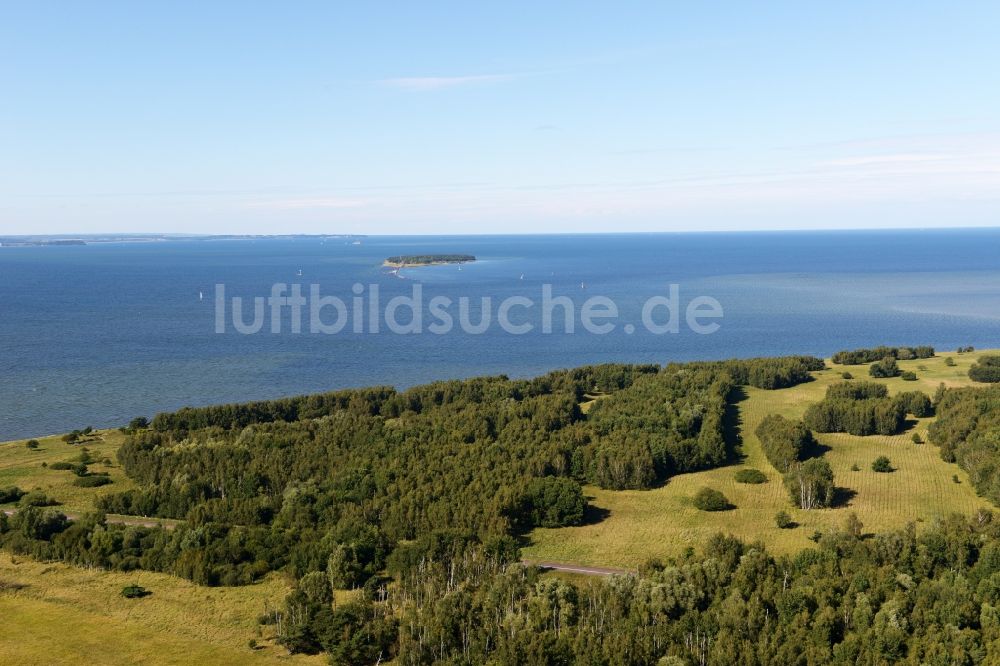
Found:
[379,73,515,91]
[823,153,949,167]
[246,198,368,210]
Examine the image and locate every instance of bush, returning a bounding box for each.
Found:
[901,371,917,381]
[18,491,58,507]
[851,463,860,471]
[841,372,853,380]
[911,433,923,444]
[121,585,150,599]
[48,461,73,470]
[62,432,79,444]
[73,475,113,488]
[872,456,892,473]
[869,357,900,378]
[775,510,794,529]
[734,468,767,484]
[969,356,1000,383]
[0,486,25,504]
[693,487,731,511]
[25,439,39,449]
[945,357,956,367]
[128,416,150,431]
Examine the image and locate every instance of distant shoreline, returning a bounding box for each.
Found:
[0,234,367,248]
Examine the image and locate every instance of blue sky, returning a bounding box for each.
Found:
[2,2,999,234]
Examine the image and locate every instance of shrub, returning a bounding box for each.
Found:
[969,356,1000,383]
[62,432,79,444]
[851,463,860,471]
[73,475,113,488]
[18,491,58,507]
[121,585,150,599]
[841,372,853,380]
[48,461,73,470]
[734,468,767,484]
[71,463,89,477]
[872,456,892,473]
[128,416,150,431]
[901,371,917,381]
[945,357,956,367]
[775,510,794,529]
[912,433,923,444]
[25,439,39,449]
[0,486,25,504]
[869,357,900,378]
[693,487,731,511]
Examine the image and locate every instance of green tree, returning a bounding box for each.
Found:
[784,459,835,509]
[872,456,892,473]
[869,357,900,378]
[693,487,731,511]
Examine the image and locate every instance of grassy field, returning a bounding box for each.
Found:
[0,432,322,665]
[0,429,137,514]
[0,551,321,665]
[523,349,996,569]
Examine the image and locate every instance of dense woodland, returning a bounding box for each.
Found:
[931,385,1000,504]
[802,382,931,437]
[11,352,1000,663]
[831,346,935,365]
[969,356,1000,384]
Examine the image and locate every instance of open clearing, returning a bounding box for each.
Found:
[0,551,320,666]
[523,350,996,568]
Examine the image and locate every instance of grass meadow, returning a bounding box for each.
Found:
[523,350,995,568]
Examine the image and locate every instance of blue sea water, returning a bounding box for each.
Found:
[2,229,1000,440]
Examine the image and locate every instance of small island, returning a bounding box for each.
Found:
[383,253,476,268]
